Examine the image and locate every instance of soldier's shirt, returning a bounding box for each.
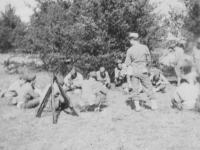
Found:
[15,83,39,104]
[173,82,199,110]
[150,73,169,86]
[8,79,24,94]
[125,43,151,67]
[64,72,83,87]
[192,46,200,63]
[75,79,108,106]
[174,47,184,65]
[114,63,127,79]
[96,71,110,84]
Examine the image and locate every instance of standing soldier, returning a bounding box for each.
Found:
[192,37,200,76]
[125,32,158,112]
[169,42,185,86]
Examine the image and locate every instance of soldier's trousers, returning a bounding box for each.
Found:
[131,67,155,101]
[21,98,40,108]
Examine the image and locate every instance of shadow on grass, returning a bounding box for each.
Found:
[125,97,151,110]
[169,80,178,85]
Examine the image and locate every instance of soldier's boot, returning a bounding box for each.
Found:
[134,100,141,112]
[151,100,158,110]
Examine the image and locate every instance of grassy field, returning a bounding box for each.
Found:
[0,54,200,150]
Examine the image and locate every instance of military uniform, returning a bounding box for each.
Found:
[72,78,108,111]
[125,37,157,111]
[14,82,40,108]
[150,68,169,93]
[114,63,127,87]
[64,72,83,88]
[173,47,186,85]
[172,82,199,110]
[96,70,111,89]
[192,44,200,76]
[63,71,83,95]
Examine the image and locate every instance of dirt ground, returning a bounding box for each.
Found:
[0,54,200,150]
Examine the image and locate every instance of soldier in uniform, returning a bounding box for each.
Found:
[114,59,127,87]
[96,67,111,89]
[192,37,200,76]
[169,43,185,86]
[125,32,158,112]
[12,74,40,109]
[63,67,83,94]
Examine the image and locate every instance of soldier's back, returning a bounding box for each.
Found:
[17,83,32,103]
[127,44,149,64]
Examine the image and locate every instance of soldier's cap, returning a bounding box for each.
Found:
[129,33,139,39]
[197,37,200,43]
[100,67,105,72]
[27,74,36,82]
[89,71,97,77]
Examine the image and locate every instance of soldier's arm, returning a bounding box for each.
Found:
[64,74,71,87]
[146,46,152,64]
[125,50,131,67]
[149,74,154,82]
[78,73,84,81]
[28,88,40,99]
[96,71,102,81]
[106,72,111,83]
[115,68,119,79]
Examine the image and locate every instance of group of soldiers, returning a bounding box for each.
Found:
[1,32,200,113]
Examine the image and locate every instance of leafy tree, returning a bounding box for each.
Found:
[0,4,27,53]
[184,0,200,38]
[25,0,167,78]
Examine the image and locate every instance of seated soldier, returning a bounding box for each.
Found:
[1,74,28,105]
[12,74,40,109]
[8,75,27,93]
[150,68,169,93]
[114,59,127,87]
[96,67,111,89]
[171,79,199,110]
[72,71,108,111]
[63,67,83,94]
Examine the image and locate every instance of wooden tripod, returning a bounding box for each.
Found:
[36,73,79,124]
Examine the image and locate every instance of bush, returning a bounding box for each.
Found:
[0,4,27,53]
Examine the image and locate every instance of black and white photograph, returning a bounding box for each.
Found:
[0,0,200,149]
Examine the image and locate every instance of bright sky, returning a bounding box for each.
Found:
[0,0,186,23]
[0,0,37,22]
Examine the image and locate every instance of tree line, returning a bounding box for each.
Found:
[0,0,199,78]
